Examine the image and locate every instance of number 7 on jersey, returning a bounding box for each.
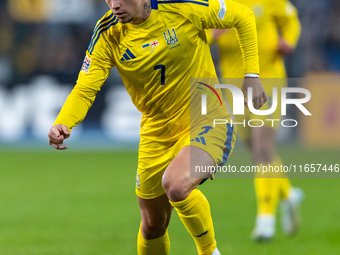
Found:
[154,65,165,85]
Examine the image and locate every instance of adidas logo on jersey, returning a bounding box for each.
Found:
[120,48,136,61]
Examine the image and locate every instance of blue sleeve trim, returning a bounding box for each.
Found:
[88,13,115,52]
[88,17,118,54]
[94,12,114,30]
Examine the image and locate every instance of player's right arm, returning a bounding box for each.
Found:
[49,13,115,149]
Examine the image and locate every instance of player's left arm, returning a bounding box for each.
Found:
[273,0,301,55]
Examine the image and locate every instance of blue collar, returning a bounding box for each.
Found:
[151,0,158,9]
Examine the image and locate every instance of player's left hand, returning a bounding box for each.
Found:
[242,77,267,109]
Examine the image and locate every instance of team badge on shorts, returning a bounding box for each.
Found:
[136,174,141,191]
[81,55,91,73]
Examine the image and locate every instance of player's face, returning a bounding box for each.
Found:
[105,0,145,24]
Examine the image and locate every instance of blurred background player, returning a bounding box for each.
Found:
[211,0,304,242]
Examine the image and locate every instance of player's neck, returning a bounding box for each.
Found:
[130,0,152,25]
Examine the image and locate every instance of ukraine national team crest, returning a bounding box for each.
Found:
[81,55,91,73]
[163,28,179,46]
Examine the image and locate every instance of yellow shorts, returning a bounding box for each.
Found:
[224,78,286,142]
[136,115,237,199]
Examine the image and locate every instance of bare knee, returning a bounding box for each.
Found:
[162,175,192,202]
[141,219,168,239]
[138,194,172,240]
[162,146,213,202]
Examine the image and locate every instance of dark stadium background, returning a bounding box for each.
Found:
[0,0,339,254]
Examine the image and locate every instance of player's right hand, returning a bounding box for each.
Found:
[48,124,70,150]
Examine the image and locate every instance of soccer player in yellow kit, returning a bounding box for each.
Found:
[212,0,303,242]
[48,0,267,254]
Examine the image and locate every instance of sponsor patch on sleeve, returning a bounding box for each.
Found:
[217,0,226,20]
[81,55,91,74]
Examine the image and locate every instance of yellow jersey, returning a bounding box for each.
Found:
[215,0,300,78]
[54,0,259,141]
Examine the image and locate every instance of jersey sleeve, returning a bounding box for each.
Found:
[196,0,259,74]
[272,0,301,48]
[54,17,115,130]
